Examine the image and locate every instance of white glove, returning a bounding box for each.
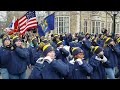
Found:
[101,56,107,62]
[75,39,78,42]
[76,59,83,65]
[63,46,70,52]
[95,56,102,61]
[44,56,53,63]
[57,47,62,50]
[82,38,86,41]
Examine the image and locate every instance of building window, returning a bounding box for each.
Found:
[92,21,95,34]
[107,23,111,33]
[84,20,87,33]
[101,22,104,29]
[55,16,70,34]
[92,21,100,34]
[96,22,100,34]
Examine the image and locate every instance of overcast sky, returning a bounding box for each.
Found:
[0,11,49,22]
[0,11,7,22]
[0,11,47,22]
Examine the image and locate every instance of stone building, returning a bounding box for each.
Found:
[5,11,120,35]
[36,11,120,35]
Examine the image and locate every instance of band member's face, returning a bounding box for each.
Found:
[47,51,55,60]
[59,45,63,48]
[75,52,84,59]
[4,40,10,46]
[100,35,103,39]
[15,40,22,47]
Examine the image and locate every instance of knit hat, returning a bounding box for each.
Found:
[12,35,21,44]
[98,34,103,38]
[85,33,89,36]
[54,34,59,39]
[93,46,103,55]
[43,45,54,56]
[38,42,46,50]
[42,39,48,44]
[90,36,95,41]
[57,41,63,47]
[103,35,107,39]
[102,29,107,35]
[117,37,120,43]
[31,37,37,43]
[71,47,84,56]
[2,34,10,44]
[104,37,113,44]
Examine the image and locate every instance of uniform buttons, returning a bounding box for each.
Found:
[75,69,78,71]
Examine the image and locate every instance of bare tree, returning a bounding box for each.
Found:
[105,11,119,20]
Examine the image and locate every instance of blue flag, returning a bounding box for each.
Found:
[37,24,45,36]
[41,13,55,33]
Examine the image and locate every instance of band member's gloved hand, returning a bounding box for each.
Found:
[95,56,102,61]
[101,55,107,63]
[76,59,83,65]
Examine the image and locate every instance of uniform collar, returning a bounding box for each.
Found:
[36,57,44,64]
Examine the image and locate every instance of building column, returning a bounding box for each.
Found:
[80,11,82,33]
[76,11,80,33]
[106,12,107,29]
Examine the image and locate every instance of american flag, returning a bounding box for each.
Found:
[18,11,37,35]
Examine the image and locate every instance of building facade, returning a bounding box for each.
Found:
[36,11,120,35]
[4,11,120,35]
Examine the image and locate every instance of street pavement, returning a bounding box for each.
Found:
[0,68,32,79]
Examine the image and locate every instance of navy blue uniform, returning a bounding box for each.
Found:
[28,45,40,65]
[55,48,69,64]
[67,60,93,79]
[7,47,29,75]
[29,59,69,79]
[0,46,11,68]
[89,54,111,79]
[104,45,119,68]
